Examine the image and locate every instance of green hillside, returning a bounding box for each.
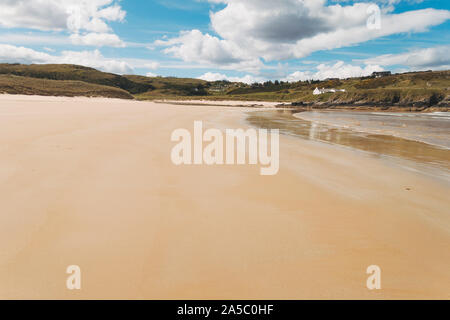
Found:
[199,71,450,108]
[0,63,448,109]
[0,64,152,94]
[0,74,133,99]
[133,70,450,109]
[125,75,208,98]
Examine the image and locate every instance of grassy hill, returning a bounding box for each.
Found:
[203,70,450,108]
[0,63,209,99]
[134,70,450,109]
[0,74,133,99]
[0,64,152,94]
[0,63,448,109]
[125,75,208,98]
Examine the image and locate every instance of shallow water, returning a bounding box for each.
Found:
[295,111,450,149]
[247,110,450,175]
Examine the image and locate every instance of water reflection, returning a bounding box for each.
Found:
[297,110,450,149]
[247,109,450,172]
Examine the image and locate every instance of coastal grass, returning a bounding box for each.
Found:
[0,64,152,94]
[0,74,133,99]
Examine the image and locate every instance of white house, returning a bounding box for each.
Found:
[313,87,346,95]
[313,87,322,95]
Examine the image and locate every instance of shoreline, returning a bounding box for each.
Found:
[0,95,449,299]
[2,93,449,112]
[246,109,450,176]
[153,99,283,108]
[278,104,449,113]
[154,99,450,113]
[292,110,450,151]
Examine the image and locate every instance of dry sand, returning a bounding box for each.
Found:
[0,95,449,299]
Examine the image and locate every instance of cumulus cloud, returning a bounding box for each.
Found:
[155,29,263,73]
[0,44,133,74]
[0,0,126,47]
[0,43,52,64]
[157,0,450,69]
[364,46,450,70]
[157,30,240,64]
[291,8,450,59]
[70,32,125,47]
[57,49,133,74]
[198,72,264,84]
[283,61,384,82]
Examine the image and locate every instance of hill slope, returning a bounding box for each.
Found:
[0,63,448,109]
[214,70,450,108]
[125,75,208,98]
[0,64,152,94]
[0,74,133,99]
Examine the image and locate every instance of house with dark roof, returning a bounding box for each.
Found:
[372,71,392,78]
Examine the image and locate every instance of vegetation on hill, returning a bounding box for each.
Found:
[125,75,208,98]
[0,74,133,99]
[195,71,450,108]
[131,70,450,109]
[0,64,152,94]
[0,63,448,109]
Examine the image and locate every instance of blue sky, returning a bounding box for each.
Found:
[0,0,449,83]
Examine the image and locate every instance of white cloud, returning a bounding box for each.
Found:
[364,46,450,70]
[0,0,125,32]
[57,49,133,74]
[156,29,240,64]
[283,61,384,82]
[198,72,229,82]
[0,43,53,64]
[146,72,158,77]
[156,29,263,73]
[157,0,450,70]
[0,0,126,47]
[70,32,125,47]
[198,72,264,84]
[0,44,133,74]
[291,8,450,59]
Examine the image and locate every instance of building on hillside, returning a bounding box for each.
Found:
[313,87,321,95]
[313,87,346,95]
[372,71,392,78]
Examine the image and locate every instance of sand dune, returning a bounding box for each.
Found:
[0,95,449,299]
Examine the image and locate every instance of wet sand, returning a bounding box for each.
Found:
[295,110,450,150]
[0,95,449,299]
[248,110,450,177]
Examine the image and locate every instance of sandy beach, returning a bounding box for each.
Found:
[0,95,449,299]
